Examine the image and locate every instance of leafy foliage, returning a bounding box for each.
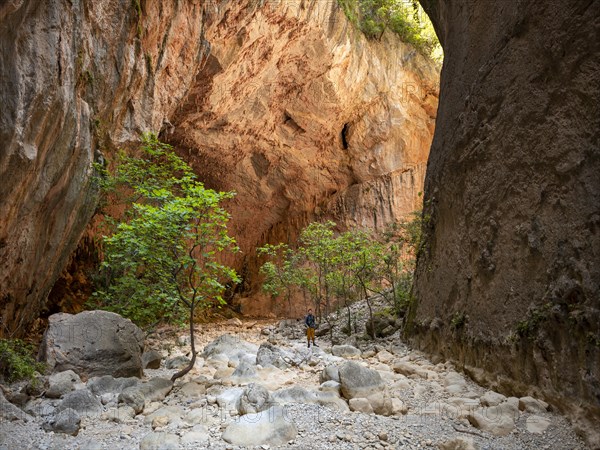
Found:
[258,212,425,338]
[257,243,303,315]
[0,339,44,383]
[92,133,239,380]
[91,133,239,327]
[338,0,442,61]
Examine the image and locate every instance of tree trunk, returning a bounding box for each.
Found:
[171,300,197,381]
[364,283,375,340]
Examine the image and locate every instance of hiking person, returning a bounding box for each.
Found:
[305,308,317,348]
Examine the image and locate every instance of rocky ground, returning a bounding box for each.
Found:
[0,300,589,450]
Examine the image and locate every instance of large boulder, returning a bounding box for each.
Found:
[237,383,272,415]
[87,375,139,396]
[222,405,297,446]
[45,370,84,399]
[56,389,102,416]
[331,345,361,358]
[118,378,173,414]
[38,311,144,379]
[43,408,81,436]
[202,334,257,365]
[256,342,290,369]
[272,386,349,412]
[338,361,384,400]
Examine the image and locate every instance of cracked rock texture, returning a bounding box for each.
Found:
[0,0,207,336]
[166,0,438,315]
[409,0,600,446]
[0,0,437,334]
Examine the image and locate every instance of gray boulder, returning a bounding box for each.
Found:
[320,364,340,383]
[118,377,172,414]
[230,360,258,384]
[256,343,290,369]
[165,356,190,370]
[139,378,173,401]
[38,311,144,378]
[45,370,84,399]
[222,405,297,446]
[43,407,80,435]
[202,334,257,365]
[101,405,136,423]
[142,350,163,369]
[272,386,349,412]
[87,375,139,396]
[56,389,101,416]
[338,361,384,399]
[0,390,30,422]
[118,387,145,414]
[140,432,180,450]
[332,344,361,358]
[237,383,272,415]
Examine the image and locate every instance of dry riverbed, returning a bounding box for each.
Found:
[0,304,589,450]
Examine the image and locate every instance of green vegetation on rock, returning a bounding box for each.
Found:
[337,0,442,61]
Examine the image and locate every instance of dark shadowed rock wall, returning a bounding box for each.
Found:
[410,0,599,445]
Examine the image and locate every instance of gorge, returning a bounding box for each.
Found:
[0,0,598,447]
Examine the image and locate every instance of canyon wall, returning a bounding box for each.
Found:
[0,0,208,336]
[410,0,600,445]
[0,0,438,333]
[166,0,438,316]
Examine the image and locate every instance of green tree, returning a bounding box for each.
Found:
[298,221,338,324]
[257,243,302,316]
[93,133,239,381]
[343,229,384,339]
[329,230,366,335]
[374,211,424,315]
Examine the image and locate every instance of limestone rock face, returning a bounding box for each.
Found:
[0,0,437,328]
[166,0,439,316]
[0,0,207,337]
[410,0,600,446]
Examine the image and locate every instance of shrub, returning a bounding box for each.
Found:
[337,0,442,61]
[0,339,44,383]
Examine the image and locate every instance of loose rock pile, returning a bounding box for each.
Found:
[0,306,589,449]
